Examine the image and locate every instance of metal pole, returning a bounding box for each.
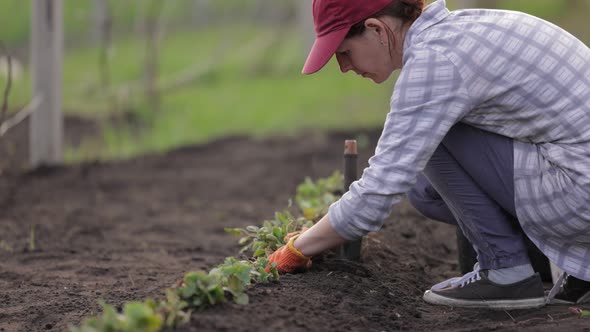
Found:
[340,140,361,260]
[30,0,63,166]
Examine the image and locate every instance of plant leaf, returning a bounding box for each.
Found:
[233,293,249,305]
[246,225,259,233]
[224,228,242,236]
[253,248,266,257]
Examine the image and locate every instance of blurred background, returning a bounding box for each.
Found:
[0,0,588,165]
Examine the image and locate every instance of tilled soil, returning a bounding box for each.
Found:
[0,129,588,332]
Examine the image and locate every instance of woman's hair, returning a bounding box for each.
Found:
[346,0,425,39]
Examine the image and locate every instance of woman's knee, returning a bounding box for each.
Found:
[407,187,430,214]
[408,176,457,225]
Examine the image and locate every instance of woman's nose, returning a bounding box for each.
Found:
[336,55,352,73]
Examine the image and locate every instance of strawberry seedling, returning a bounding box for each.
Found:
[210,257,253,304]
[70,300,162,332]
[176,271,225,309]
[569,307,590,318]
[71,172,343,332]
[210,257,279,304]
[251,257,279,283]
[0,239,13,253]
[225,209,313,257]
[226,172,343,257]
[295,171,343,221]
[156,289,190,329]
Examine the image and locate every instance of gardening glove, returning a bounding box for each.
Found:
[266,235,312,274]
[283,226,309,243]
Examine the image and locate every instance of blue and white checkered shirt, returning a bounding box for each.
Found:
[328,0,590,281]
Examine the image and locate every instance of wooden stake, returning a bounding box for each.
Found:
[340,139,362,261]
[30,0,63,166]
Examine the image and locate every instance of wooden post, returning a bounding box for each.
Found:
[340,140,362,261]
[30,0,63,166]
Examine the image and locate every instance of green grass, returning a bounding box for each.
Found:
[0,1,137,46]
[4,1,590,162]
[9,23,385,162]
[497,0,568,18]
[150,68,387,144]
[0,0,294,47]
[63,27,392,161]
[2,26,278,110]
[61,26,270,113]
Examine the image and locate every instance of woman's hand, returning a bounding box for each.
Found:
[283,226,309,243]
[292,213,347,257]
[266,235,312,274]
[266,214,348,274]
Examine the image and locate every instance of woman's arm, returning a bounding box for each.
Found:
[270,47,473,272]
[293,214,347,257]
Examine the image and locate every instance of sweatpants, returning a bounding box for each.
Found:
[407,123,531,270]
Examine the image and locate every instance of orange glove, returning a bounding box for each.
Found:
[266,235,312,274]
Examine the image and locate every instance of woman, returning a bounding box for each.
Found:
[268,0,590,309]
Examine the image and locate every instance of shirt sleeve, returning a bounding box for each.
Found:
[328,46,475,240]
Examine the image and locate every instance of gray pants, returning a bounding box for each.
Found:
[407,123,530,270]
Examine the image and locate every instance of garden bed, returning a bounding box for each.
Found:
[0,129,587,331]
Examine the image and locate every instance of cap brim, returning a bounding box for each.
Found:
[302,28,349,75]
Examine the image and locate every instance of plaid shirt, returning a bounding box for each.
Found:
[328,0,590,280]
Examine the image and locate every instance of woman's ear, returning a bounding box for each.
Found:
[364,18,388,44]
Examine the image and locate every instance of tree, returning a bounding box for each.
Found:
[141,0,166,113]
[93,0,113,94]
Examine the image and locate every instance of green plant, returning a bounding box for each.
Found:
[225,210,313,258]
[70,300,162,332]
[71,172,341,332]
[156,289,190,329]
[210,257,253,305]
[251,257,279,283]
[28,224,36,251]
[570,307,590,318]
[0,240,13,252]
[295,171,343,221]
[175,271,225,309]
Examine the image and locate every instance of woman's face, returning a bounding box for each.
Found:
[335,18,405,84]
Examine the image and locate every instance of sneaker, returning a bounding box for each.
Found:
[423,265,546,309]
[551,275,590,305]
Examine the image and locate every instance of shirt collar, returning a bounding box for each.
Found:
[403,0,451,54]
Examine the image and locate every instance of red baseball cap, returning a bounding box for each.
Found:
[302,0,396,75]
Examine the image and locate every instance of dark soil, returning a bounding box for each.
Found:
[1,126,588,332]
[0,114,101,173]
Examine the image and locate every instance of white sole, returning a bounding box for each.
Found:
[423,290,546,309]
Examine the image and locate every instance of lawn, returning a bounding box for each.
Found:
[1,0,588,162]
